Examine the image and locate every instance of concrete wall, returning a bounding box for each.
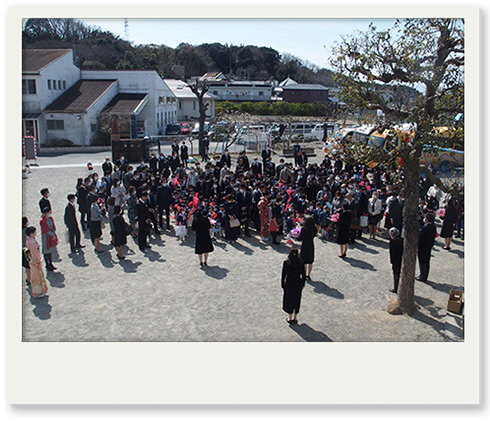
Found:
[178,98,215,121]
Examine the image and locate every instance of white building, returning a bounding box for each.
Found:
[22,49,81,143]
[165,79,216,122]
[22,49,178,146]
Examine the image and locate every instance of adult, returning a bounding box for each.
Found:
[156,179,173,230]
[39,207,58,271]
[416,212,437,282]
[258,193,270,241]
[39,188,51,214]
[180,142,189,168]
[25,226,48,298]
[336,202,352,258]
[440,199,459,250]
[367,190,383,239]
[22,217,31,284]
[136,191,152,252]
[426,184,443,210]
[236,183,252,237]
[388,227,404,293]
[64,194,84,253]
[281,248,306,325]
[126,186,138,238]
[112,206,128,259]
[224,194,240,242]
[76,178,89,230]
[102,157,113,177]
[298,216,317,281]
[90,199,104,253]
[111,178,127,208]
[191,208,214,266]
[292,141,301,167]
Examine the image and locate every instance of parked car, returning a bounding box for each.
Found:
[191,122,210,137]
[165,124,181,135]
[181,123,192,135]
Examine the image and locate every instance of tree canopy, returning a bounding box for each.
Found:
[330,18,464,315]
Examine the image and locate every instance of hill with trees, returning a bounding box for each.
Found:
[22,18,336,86]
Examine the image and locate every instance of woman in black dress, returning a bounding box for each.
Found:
[224,194,240,242]
[281,248,306,325]
[298,216,317,281]
[112,206,128,259]
[336,202,352,258]
[440,199,459,250]
[191,208,214,266]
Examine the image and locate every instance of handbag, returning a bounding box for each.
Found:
[23,247,32,263]
[229,217,240,228]
[360,215,368,228]
[64,229,70,243]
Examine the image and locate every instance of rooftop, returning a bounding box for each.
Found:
[22,49,73,74]
[44,79,116,113]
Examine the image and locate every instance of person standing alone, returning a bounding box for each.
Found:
[417,212,437,282]
[64,194,85,253]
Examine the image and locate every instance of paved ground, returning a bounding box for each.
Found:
[21,147,464,342]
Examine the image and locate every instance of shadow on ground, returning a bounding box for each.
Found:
[290,322,332,342]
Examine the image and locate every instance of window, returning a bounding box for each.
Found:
[22,79,36,95]
[193,102,196,110]
[258,91,264,96]
[47,119,64,130]
[91,124,97,133]
[58,80,62,90]
[47,80,52,90]
[213,91,218,95]
[63,81,66,90]
[53,80,57,90]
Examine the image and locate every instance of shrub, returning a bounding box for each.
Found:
[45,138,74,147]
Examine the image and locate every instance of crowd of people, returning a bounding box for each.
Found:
[22,143,464,324]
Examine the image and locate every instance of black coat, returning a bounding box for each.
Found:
[64,202,79,230]
[136,200,151,228]
[281,259,306,314]
[440,207,458,238]
[418,222,436,259]
[299,225,317,264]
[76,185,89,212]
[39,196,51,214]
[112,214,128,247]
[336,210,352,245]
[156,185,173,208]
[192,216,214,254]
[389,237,404,272]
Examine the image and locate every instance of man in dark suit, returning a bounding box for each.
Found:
[388,227,404,293]
[64,194,85,253]
[102,157,113,177]
[39,188,51,214]
[136,191,152,251]
[220,148,231,168]
[180,142,189,168]
[417,212,437,282]
[236,183,253,237]
[156,179,173,230]
[251,157,262,178]
[261,146,271,167]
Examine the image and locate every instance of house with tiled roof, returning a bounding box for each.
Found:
[22,49,178,146]
[280,79,331,104]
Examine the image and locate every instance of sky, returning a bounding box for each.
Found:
[81,18,396,69]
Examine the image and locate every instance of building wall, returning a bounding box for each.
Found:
[43,81,119,146]
[82,70,178,136]
[178,98,215,121]
[209,83,273,102]
[282,89,330,104]
[22,50,80,114]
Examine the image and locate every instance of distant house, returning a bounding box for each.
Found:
[165,79,216,122]
[195,72,275,102]
[22,49,178,146]
[280,79,331,104]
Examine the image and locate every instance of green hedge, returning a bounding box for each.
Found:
[215,101,330,117]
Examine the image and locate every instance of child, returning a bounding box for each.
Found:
[175,208,187,242]
[319,205,331,241]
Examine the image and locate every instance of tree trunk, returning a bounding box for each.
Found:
[387,150,421,315]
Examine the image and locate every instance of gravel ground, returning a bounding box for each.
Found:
[21,150,464,342]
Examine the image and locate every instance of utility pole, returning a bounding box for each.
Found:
[124,18,129,40]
